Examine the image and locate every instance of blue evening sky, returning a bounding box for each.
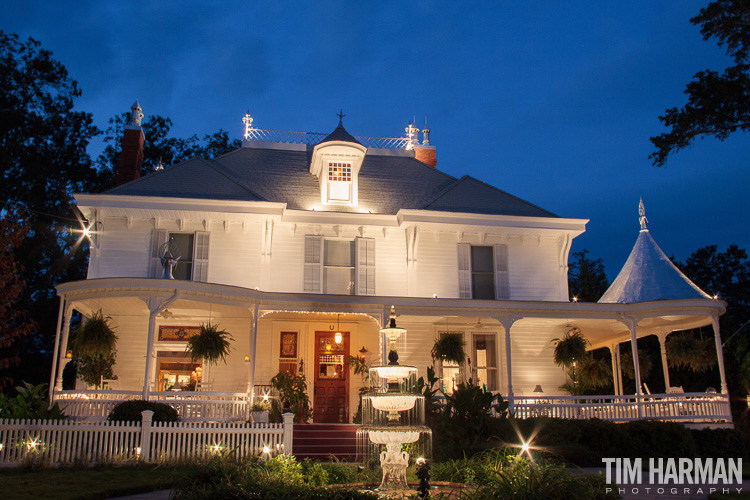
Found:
[5,2,749,281]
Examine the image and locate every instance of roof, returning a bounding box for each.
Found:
[317,122,362,146]
[105,132,558,218]
[599,228,710,304]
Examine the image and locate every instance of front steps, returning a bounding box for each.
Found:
[292,423,360,461]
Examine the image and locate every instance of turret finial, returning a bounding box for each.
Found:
[337,109,345,127]
[639,197,648,231]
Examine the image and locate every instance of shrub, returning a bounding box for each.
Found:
[0,382,66,420]
[108,400,179,423]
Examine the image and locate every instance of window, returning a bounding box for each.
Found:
[150,230,210,282]
[304,235,375,295]
[458,243,509,300]
[327,162,352,202]
[472,335,498,391]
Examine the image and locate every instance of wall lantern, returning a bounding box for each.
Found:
[359,346,368,362]
[65,350,73,359]
[244,355,250,363]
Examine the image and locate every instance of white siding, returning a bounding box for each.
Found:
[503,320,567,396]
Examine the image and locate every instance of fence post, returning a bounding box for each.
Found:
[282,412,294,455]
[140,410,154,463]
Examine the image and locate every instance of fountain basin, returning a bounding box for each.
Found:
[367,429,420,445]
[371,365,417,380]
[369,394,418,413]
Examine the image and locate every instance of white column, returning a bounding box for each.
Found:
[495,316,518,413]
[615,344,624,396]
[609,344,619,396]
[246,303,260,402]
[657,332,671,391]
[54,306,74,392]
[49,297,66,401]
[711,315,729,394]
[142,292,181,400]
[623,315,643,419]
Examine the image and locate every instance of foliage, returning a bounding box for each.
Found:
[666,332,717,373]
[415,365,444,424]
[0,32,100,387]
[251,400,270,412]
[108,400,179,423]
[347,354,371,423]
[0,382,65,420]
[431,333,467,364]
[567,249,610,302]
[576,354,613,389]
[69,310,117,358]
[270,370,311,423]
[552,326,588,368]
[619,349,654,381]
[74,352,117,388]
[185,322,232,366]
[171,455,378,500]
[0,211,36,388]
[650,1,750,166]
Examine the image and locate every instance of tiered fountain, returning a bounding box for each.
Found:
[357,306,432,492]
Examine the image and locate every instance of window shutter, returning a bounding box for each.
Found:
[494,244,510,300]
[193,231,210,282]
[356,237,376,295]
[304,235,323,293]
[457,243,472,298]
[149,229,168,278]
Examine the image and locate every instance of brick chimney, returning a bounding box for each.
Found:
[413,124,437,168]
[116,101,145,186]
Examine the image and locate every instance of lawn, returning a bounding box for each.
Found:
[0,465,179,500]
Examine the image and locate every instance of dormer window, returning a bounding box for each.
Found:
[328,162,352,202]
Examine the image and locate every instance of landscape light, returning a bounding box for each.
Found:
[263,445,270,454]
[521,442,530,453]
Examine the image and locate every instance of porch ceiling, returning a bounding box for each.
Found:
[71,296,252,321]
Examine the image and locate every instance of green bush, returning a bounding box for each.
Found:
[0,382,66,420]
[108,400,179,423]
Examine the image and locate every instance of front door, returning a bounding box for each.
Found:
[314,331,349,423]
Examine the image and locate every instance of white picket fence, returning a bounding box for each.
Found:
[0,411,293,467]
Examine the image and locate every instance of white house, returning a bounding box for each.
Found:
[49,103,731,425]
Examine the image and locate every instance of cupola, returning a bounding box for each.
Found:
[309,112,367,207]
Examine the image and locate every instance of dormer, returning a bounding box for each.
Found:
[310,119,367,207]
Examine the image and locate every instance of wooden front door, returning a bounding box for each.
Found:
[314,331,349,423]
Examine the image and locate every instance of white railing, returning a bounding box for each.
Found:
[245,128,411,149]
[511,393,732,423]
[0,412,293,466]
[55,390,251,422]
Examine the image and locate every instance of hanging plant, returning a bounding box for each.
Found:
[666,332,717,373]
[577,354,613,388]
[620,350,654,380]
[185,322,233,365]
[431,333,467,365]
[551,326,587,369]
[70,309,118,358]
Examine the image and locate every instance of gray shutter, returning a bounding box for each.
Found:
[494,244,509,300]
[193,231,210,282]
[304,235,323,293]
[149,229,168,278]
[458,243,472,298]
[356,237,376,295]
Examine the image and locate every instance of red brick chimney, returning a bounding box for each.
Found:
[413,124,436,168]
[116,101,145,186]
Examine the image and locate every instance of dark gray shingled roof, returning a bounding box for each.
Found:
[317,123,363,146]
[105,145,558,217]
[599,229,710,304]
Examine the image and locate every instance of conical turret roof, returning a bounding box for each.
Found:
[598,200,710,304]
[317,112,362,146]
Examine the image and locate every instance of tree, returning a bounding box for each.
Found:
[568,249,610,302]
[650,1,750,166]
[0,211,36,388]
[0,32,99,387]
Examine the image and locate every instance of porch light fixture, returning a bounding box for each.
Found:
[65,350,72,359]
[244,355,250,363]
[334,314,343,344]
[359,346,368,362]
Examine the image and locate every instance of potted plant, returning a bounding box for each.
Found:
[70,310,118,358]
[185,322,233,365]
[251,400,271,423]
[270,370,311,423]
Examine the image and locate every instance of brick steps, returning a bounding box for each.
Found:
[292,424,360,462]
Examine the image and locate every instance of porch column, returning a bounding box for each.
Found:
[711,315,729,394]
[615,344,624,396]
[246,303,259,403]
[142,291,181,401]
[657,332,671,391]
[54,306,74,392]
[495,316,519,413]
[622,315,642,419]
[49,297,66,400]
[609,344,619,396]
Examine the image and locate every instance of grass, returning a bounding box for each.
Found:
[0,464,180,500]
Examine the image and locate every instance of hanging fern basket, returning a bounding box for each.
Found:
[431,333,467,365]
[70,310,118,358]
[185,322,233,365]
[551,326,587,368]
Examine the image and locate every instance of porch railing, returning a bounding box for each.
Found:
[0,412,294,467]
[511,393,732,423]
[54,390,252,422]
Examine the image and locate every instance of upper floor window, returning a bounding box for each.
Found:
[458,243,509,300]
[304,235,375,295]
[150,229,210,282]
[327,162,352,202]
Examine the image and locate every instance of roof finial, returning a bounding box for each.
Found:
[405,121,419,150]
[128,100,143,127]
[639,197,648,231]
[422,117,431,145]
[242,112,254,140]
[337,109,345,127]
